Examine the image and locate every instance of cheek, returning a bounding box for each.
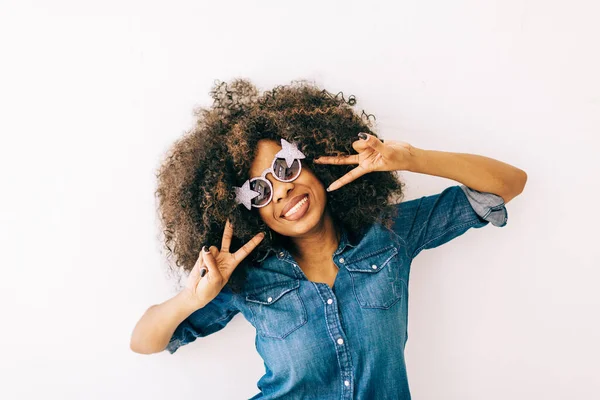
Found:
[258,206,277,226]
[306,176,326,200]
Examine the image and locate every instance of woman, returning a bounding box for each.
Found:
[130,79,527,399]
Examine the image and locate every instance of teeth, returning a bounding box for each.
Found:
[284,196,308,217]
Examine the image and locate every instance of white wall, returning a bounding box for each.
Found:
[1,0,598,399]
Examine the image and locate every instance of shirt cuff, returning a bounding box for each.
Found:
[165,338,182,354]
[459,185,508,227]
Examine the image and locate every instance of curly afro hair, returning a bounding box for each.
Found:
[155,78,406,293]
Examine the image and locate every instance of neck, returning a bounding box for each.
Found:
[287,208,340,267]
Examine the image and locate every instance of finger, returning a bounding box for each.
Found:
[351,139,372,153]
[189,261,201,281]
[201,247,219,278]
[190,249,206,280]
[209,245,219,260]
[359,132,387,154]
[232,232,266,263]
[221,219,233,253]
[326,165,368,192]
[314,154,360,165]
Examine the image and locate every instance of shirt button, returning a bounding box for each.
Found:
[339,258,345,263]
[327,299,333,304]
[372,264,377,269]
[279,252,285,257]
[267,297,273,302]
[337,338,344,345]
[344,380,350,387]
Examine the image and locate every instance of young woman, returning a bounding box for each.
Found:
[130,79,527,399]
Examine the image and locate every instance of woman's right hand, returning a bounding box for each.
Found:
[183,219,265,309]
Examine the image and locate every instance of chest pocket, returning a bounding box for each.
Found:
[344,245,404,309]
[245,279,307,339]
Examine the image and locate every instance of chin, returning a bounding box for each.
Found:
[278,207,325,237]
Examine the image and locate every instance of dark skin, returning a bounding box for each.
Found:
[202,131,526,290]
[249,139,341,288]
[246,135,415,287]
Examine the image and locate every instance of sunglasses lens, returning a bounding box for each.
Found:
[273,158,301,181]
[249,179,272,207]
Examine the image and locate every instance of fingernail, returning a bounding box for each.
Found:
[200,268,207,277]
[326,186,332,192]
[259,232,265,238]
[358,132,367,140]
[202,245,209,253]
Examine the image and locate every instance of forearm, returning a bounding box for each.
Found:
[406,147,527,203]
[130,291,202,354]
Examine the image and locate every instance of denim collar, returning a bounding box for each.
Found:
[255,223,359,264]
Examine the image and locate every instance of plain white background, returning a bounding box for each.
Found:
[1,0,598,399]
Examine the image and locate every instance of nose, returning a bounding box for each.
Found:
[270,177,295,205]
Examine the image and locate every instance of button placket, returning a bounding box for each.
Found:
[313,269,353,399]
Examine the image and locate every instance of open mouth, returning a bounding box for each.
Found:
[282,194,310,221]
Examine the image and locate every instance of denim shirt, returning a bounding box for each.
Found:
[166,184,508,399]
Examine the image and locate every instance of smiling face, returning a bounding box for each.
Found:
[248,139,329,238]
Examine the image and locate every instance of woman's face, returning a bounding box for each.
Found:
[248,139,328,238]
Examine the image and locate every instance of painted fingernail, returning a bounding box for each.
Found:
[358,132,367,140]
[200,268,207,277]
[202,245,209,252]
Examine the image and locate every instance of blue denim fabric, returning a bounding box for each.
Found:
[166,184,508,399]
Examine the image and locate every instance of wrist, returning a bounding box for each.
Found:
[405,146,426,173]
[176,289,205,314]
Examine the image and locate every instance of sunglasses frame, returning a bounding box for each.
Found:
[248,156,303,209]
[234,138,307,210]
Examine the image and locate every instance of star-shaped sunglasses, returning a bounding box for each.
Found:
[234,138,306,210]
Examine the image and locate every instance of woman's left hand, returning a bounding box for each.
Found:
[314,132,415,192]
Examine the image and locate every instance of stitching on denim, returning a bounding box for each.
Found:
[344,249,399,273]
[481,208,492,219]
[411,218,482,259]
[245,280,300,300]
[345,244,397,264]
[322,290,345,384]
[245,285,298,304]
[279,289,308,339]
[173,296,241,348]
[249,289,308,339]
[190,307,240,340]
[385,223,408,247]
[363,292,402,309]
[483,204,507,224]
[350,270,403,309]
[347,259,403,309]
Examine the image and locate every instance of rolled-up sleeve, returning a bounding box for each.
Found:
[166,286,240,354]
[391,185,508,259]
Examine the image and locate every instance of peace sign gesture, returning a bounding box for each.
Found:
[183,219,265,308]
[314,132,414,192]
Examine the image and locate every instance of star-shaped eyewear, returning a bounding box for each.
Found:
[234,138,306,210]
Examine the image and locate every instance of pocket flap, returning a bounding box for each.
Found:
[343,245,398,273]
[245,280,300,305]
